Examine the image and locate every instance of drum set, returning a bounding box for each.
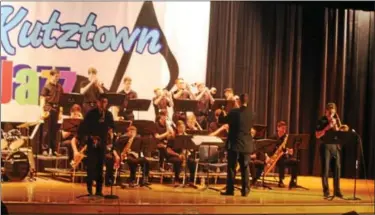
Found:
[1,122,38,182]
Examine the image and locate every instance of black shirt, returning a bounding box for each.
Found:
[77,108,114,148]
[269,133,287,154]
[316,116,337,143]
[80,80,101,103]
[114,135,142,156]
[41,82,64,105]
[119,89,138,117]
[153,96,171,117]
[155,121,168,143]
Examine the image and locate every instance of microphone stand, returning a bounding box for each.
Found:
[346,129,362,201]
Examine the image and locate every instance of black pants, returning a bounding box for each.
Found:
[42,107,59,153]
[249,159,264,184]
[226,150,250,193]
[86,146,105,195]
[126,156,150,182]
[320,144,341,195]
[104,153,115,185]
[276,156,298,183]
[157,145,167,168]
[167,155,196,183]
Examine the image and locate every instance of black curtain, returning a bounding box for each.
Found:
[206,2,375,179]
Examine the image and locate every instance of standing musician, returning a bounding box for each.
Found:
[171,78,195,123]
[315,102,344,198]
[195,83,215,129]
[219,94,254,197]
[112,77,138,121]
[40,69,64,156]
[154,111,174,172]
[223,88,237,112]
[58,104,83,160]
[80,67,105,115]
[72,95,115,196]
[153,88,173,121]
[113,126,151,187]
[268,121,298,188]
[166,120,197,185]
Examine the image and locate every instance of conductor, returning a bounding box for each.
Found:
[219,93,254,197]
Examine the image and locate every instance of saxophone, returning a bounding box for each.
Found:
[121,136,138,160]
[71,145,87,169]
[263,134,289,176]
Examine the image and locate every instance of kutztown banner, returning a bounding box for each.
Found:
[1,1,210,122]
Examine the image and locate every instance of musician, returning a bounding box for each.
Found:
[59,104,83,160]
[268,121,298,188]
[186,114,200,131]
[315,103,344,198]
[171,78,195,123]
[40,69,64,156]
[80,67,105,115]
[113,77,138,121]
[223,88,237,112]
[154,111,174,171]
[194,83,214,129]
[153,88,173,121]
[114,126,151,187]
[72,95,115,196]
[219,94,254,197]
[166,120,196,185]
[208,109,228,137]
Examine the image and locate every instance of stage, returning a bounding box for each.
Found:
[1,176,374,214]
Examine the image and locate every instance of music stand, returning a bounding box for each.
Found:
[210,99,235,112]
[254,139,280,190]
[127,99,152,120]
[173,135,198,189]
[253,124,268,139]
[114,121,131,135]
[59,93,84,115]
[287,134,310,190]
[173,99,199,113]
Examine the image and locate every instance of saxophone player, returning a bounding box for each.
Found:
[315,102,344,198]
[72,95,115,196]
[113,126,150,187]
[269,121,298,188]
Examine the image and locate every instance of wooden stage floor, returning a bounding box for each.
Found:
[1,176,374,214]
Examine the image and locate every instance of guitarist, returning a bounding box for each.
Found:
[315,103,344,198]
[113,126,150,187]
[269,121,298,188]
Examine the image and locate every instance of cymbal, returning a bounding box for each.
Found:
[17,122,40,128]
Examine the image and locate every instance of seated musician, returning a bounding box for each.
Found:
[59,104,83,160]
[249,127,266,185]
[154,111,174,171]
[114,126,150,187]
[208,109,229,137]
[166,120,196,185]
[186,114,201,131]
[269,121,298,188]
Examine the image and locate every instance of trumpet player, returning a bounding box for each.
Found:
[72,95,115,196]
[195,83,214,129]
[153,88,173,121]
[269,121,298,188]
[113,126,150,187]
[171,78,195,123]
[40,69,64,156]
[112,77,138,121]
[154,111,174,172]
[80,67,105,115]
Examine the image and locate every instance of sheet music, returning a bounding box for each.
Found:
[191,135,223,146]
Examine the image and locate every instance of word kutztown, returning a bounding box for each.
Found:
[1,5,163,55]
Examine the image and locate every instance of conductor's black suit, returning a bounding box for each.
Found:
[219,105,254,196]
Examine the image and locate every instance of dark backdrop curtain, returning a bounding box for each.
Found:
[206,2,375,179]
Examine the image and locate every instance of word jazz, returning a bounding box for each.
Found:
[1,5,163,56]
[1,56,77,105]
